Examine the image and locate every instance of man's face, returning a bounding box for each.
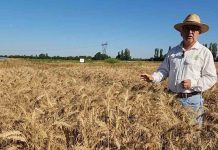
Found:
[181,25,200,44]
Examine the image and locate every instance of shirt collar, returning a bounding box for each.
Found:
[179,41,200,50]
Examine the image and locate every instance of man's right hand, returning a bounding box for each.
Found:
[140,73,154,82]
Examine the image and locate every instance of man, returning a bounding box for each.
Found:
[141,14,217,125]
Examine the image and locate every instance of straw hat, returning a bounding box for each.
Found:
[174,14,209,33]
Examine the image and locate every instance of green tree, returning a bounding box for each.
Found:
[124,48,131,60]
[209,43,217,60]
[154,48,159,58]
[209,43,212,51]
[160,49,164,60]
[212,43,217,60]
[93,52,110,60]
[116,49,131,60]
[116,52,121,59]
[121,50,124,60]
[39,53,49,59]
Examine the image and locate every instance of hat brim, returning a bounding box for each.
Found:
[174,22,209,34]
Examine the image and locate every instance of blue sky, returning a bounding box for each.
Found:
[0,0,217,58]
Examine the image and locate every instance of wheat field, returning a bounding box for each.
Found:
[0,59,217,150]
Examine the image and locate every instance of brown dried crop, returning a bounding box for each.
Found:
[0,59,218,149]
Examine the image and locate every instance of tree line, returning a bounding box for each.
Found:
[92,48,132,60]
[1,42,217,61]
[1,54,93,60]
[0,48,133,61]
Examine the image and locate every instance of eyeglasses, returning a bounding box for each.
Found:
[182,25,200,32]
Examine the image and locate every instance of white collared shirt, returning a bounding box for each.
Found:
[152,41,217,93]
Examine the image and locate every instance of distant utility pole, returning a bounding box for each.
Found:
[101,42,108,55]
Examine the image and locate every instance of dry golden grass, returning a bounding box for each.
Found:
[0,59,218,149]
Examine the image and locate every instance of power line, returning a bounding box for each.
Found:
[101,42,108,55]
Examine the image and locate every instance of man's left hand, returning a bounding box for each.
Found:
[181,79,191,89]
